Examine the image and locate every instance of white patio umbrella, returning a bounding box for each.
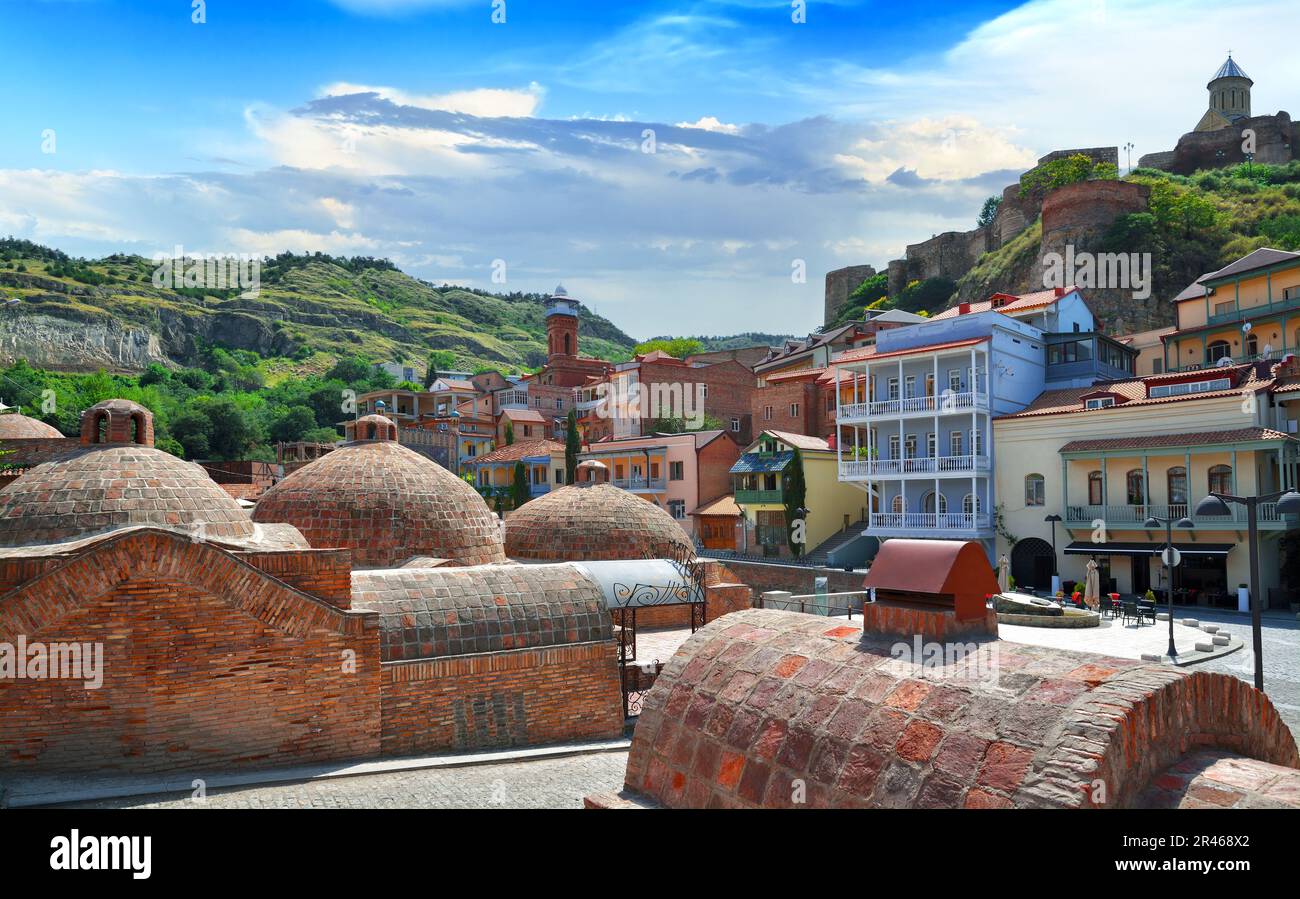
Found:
[997,554,1010,594]
[1083,559,1100,610]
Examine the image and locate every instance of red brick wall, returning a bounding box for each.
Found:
[0,532,381,773]
[379,641,624,754]
[717,558,866,596]
[696,433,740,506]
[752,381,818,438]
[0,436,78,468]
[238,549,355,609]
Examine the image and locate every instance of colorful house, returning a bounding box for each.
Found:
[467,439,567,503]
[1161,248,1300,373]
[993,360,1299,607]
[731,429,867,560]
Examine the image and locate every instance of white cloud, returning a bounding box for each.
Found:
[319,82,544,117]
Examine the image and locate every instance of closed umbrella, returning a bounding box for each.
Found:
[1083,559,1100,610]
[997,554,1010,594]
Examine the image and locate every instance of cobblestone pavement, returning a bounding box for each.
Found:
[60,751,629,810]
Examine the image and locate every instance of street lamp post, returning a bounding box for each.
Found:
[1195,489,1300,690]
[1044,514,1062,592]
[1144,513,1195,660]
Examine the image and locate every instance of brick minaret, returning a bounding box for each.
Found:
[546,285,581,360]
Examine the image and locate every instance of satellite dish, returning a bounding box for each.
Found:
[1217,356,1235,367]
[1262,343,1274,359]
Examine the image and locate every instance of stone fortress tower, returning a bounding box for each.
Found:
[1196,55,1253,132]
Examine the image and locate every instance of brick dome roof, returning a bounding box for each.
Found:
[0,412,63,439]
[253,438,506,568]
[0,445,257,547]
[505,484,694,562]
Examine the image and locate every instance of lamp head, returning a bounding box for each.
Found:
[1044,513,1062,523]
[1195,494,1232,517]
[1143,517,1159,528]
[1175,517,1195,529]
[1277,491,1300,516]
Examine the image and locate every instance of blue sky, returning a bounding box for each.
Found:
[1,0,1297,337]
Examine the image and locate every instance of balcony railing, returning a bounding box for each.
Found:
[839,454,990,479]
[869,512,992,532]
[735,488,783,505]
[1064,502,1293,527]
[839,391,988,421]
[611,475,667,491]
[1205,291,1300,326]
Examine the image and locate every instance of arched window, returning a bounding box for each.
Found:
[922,492,947,514]
[891,495,905,513]
[1024,473,1045,506]
[1126,469,1145,506]
[963,494,980,514]
[1208,464,1232,495]
[131,412,146,445]
[95,412,108,443]
[564,332,571,355]
[1207,340,1232,363]
[1167,466,1187,506]
[366,422,377,439]
[1088,470,1104,505]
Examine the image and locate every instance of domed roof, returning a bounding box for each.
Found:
[505,484,694,562]
[0,412,64,439]
[0,445,256,547]
[252,426,506,568]
[1210,55,1251,84]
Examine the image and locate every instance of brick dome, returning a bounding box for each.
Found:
[0,445,257,546]
[505,484,694,562]
[252,423,506,568]
[0,412,63,439]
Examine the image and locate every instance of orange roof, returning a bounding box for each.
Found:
[761,429,831,451]
[832,345,879,364]
[471,439,564,464]
[837,336,988,365]
[691,494,741,517]
[997,362,1273,420]
[929,287,1076,321]
[501,408,547,423]
[763,367,826,384]
[1059,427,1294,453]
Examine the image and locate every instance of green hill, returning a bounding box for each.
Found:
[0,242,637,376]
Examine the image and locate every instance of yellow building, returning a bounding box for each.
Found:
[731,430,869,559]
[994,364,1299,609]
[1162,248,1300,373]
[467,439,566,507]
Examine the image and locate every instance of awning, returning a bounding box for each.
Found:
[730,451,793,474]
[1063,541,1234,557]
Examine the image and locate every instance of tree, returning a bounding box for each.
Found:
[424,349,458,388]
[511,461,531,509]
[564,409,579,484]
[977,196,1002,228]
[269,405,317,443]
[632,337,705,359]
[782,448,808,558]
[504,421,515,445]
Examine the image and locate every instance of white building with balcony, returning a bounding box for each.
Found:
[835,310,1049,553]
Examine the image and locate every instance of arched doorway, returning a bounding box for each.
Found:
[1011,537,1056,591]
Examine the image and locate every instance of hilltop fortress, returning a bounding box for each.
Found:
[826,55,1295,333]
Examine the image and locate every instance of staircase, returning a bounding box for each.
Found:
[804,520,873,567]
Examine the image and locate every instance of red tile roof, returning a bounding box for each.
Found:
[501,408,547,423]
[929,287,1075,321]
[470,439,564,464]
[1058,427,1294,453]
[761,429,831,451]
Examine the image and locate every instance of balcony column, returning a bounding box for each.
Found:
[1142,454,1150,511]
[1061,456,1068,515]
[1231,449,1238,494]
[1185,449,1192,512]
[1101,455,1108,511]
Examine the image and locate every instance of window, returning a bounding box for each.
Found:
[826,394,835,412]
[730,418,741,432]
[969,429,983,455]
[1126,469,1146,506]
[1214,301,1234,316]
[615,464,625,479]
[790,403,800,417]
[1167,466,1187,505]
[668,500,687,520]
[669,460,684,481]
[948,369,962,393]
[1148,377,1231,398]
[949,431,963,457]
[556,398,564,410]
[763,405,773,421]
[1152,359,1164,375]
[1206,340,1232,363]
[891,495,905,513]
[555,468,564,485]
[701,384,708,398]
[923,492,947,514]
[1085,396,1115,409]
[904,435,917,459]
[1025,474,1045,506]
[963,494,980,514]
[887,378,900,400]
[650,462,660,480]
[889,434,901,459]
[1208,464,1232,495]
[926,432,936,458]
[904,375,916,398]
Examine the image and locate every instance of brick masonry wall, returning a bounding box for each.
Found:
[0,437,78,467]
[752,381,818,439]
[0,530,381,773]
[379,641,624,754]
[238,548,355,609]
[696,433,741,507]
[607,608,1298,809]
[713,558,865,596]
